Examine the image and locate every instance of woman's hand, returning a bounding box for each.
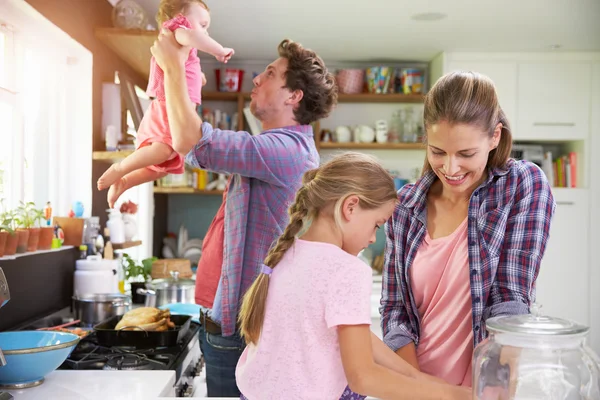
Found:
[151,28,190,73]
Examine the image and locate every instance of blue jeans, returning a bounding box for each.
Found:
[198,322,246,397]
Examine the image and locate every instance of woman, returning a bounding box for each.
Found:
[380,71,556,386]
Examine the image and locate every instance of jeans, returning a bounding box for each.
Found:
[198,322,246,397]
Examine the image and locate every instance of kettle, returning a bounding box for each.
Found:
[472,304,600,399]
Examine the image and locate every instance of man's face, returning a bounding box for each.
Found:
[249,57,292,122]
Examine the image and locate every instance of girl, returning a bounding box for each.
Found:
[97,0,234,208]
[380,71,555,387]
[235,152,471,400]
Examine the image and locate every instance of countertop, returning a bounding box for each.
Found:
[3,370,176,399]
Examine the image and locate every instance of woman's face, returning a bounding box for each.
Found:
[426,120,501,197]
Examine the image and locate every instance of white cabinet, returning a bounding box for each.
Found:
[516,63,592,141]
[589,63,600,354]
[446,61,518,129]
[535,189,589,326]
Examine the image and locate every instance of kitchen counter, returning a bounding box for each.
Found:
[4,370,176,399]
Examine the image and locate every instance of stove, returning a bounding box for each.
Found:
[18,310,205,397]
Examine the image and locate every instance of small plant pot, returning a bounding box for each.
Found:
[27,227,41,252]
[4,232,17,256]
[38,226,54,250]
[16,229,30,253]
[0,231,7,258]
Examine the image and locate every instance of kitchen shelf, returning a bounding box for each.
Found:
[337,93,425,103]
[319,142,425,150]
[92,150,134,161]
[95,28,156,79]
[153,187,224,195]
[112,240,142,250]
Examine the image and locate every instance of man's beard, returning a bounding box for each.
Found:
[249,100,264,122]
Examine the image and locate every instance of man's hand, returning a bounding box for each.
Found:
[151,28,190,73]
[216,47,234,63]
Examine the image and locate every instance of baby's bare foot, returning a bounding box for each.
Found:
[98,163,122,191]
[107,178,127,208]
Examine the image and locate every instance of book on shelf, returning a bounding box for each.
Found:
[547,151,577,188]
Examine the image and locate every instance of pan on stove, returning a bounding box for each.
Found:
[93,314,192,349]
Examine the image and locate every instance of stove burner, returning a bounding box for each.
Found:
[103,354,154,371]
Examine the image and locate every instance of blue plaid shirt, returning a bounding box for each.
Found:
[381,159,556,351]
[186,122,319,336]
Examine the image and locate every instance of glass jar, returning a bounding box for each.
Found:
[473,304,600,399]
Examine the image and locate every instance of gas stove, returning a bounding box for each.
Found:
[18,310,206,397]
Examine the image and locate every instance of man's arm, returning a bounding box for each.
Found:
[186,123,315,186]
[151,29,203,154]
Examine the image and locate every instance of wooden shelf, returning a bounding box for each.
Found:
[319,142,425,150]
[203,92,244,101]
[112,240,142,250]
[153,187,224,195]
[337,93,425,103]
[96,28,156,79]
[92,150,134,161]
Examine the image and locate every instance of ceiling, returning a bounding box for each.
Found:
[129,0,600,62]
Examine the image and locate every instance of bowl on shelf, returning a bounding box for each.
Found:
[0,330,80,389]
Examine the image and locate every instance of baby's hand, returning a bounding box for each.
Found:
[201,72,207,86]
[216,48,234,63]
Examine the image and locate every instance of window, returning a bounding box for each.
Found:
[1,1,93,217]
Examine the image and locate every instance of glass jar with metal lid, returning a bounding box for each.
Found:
[472,304,600,399]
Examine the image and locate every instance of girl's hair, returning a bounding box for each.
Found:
[238,152,398,345]
[421,70,513,175]
[156,0,209,26]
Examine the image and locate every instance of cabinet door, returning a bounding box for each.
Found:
[517,63,591,141]
[535,189,589,325]
[446,61,518,129]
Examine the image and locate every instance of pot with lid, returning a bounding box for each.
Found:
[473,304,600,399]
[137,271,195,307]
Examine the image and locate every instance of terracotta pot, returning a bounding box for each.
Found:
[0,231,7,258]
[16,229,30,253]
[27,227,41,252]
[4,232,18,256]
[38,226,54,250]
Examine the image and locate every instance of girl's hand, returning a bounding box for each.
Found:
[216,48,234,63]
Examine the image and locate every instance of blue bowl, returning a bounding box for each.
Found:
[0,331,80,388]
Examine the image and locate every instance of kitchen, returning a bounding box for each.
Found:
[0,0,599,398]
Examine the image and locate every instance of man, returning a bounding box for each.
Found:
[151,33,338,397]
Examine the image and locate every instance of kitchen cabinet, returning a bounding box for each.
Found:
[445,61,518,129]
[535,188,589,326]
[516,63,592,141]
[588,63,600,354]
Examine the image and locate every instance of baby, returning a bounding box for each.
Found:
[97,0,233,208]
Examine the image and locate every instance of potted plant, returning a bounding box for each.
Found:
[33,207,54,250]
[122,252,157,304]
[0,208,18,256]
[15,201,37,252]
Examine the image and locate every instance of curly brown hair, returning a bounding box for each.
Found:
[156,0,209,27]
[277,39,338,125]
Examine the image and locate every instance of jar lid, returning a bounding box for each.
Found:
[486,304,589,336]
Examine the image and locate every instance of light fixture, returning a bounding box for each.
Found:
[410,12,447,21]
